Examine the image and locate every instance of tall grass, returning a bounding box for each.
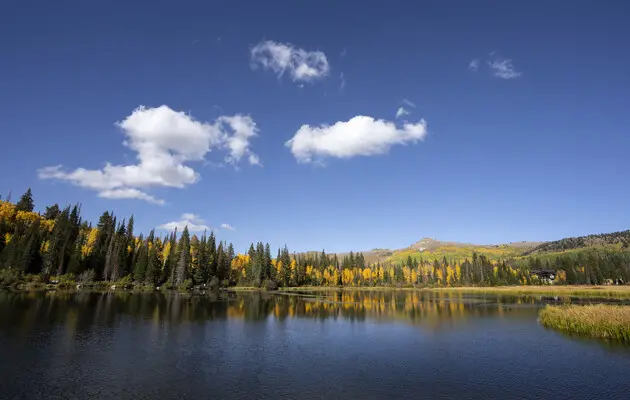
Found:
[539,304,630,342]
[426,285,630,298]
[279,285,630,298]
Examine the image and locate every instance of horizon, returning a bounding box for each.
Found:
[2,0,629,253]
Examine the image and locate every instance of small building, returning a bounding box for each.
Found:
[531,269,556,284]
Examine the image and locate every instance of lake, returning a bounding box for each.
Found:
[1,290,629,399]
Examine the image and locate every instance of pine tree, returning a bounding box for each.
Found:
[43,204,60,220]
[42,206,70,278]
[216,242,226,282]
[15,188,34,212]
[0,223,24,269]
[124,216,135,276]
[264,243,272,281]
[110,222,126,281]
[133,238,148,282]
[194,231,208,284]
[174,226,190,286]
[163,230,178,285]
[145,234,160,286]
[16,219,41,273]
[208,231,217,278]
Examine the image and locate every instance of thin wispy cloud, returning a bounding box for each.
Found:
[468,58,480,71]
[158,213,210,232]
[38,105,261,204]
[250,40,330,83]
[402,99,416,108]
[220,223,235,231]
[286,116,428,164]
[339,72,346,90]
[395,107,410,118]
[488,54,521,79]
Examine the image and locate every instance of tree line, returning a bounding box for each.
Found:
[1,189,629,289]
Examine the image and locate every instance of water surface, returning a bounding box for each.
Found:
[1,290,629,399]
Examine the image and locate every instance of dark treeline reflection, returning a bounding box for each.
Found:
[0,290,563,337]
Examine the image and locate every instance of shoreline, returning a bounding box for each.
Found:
[275,285,630,298]
[4,284,630,299]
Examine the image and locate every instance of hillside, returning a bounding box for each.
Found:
[523,230,630,255]
[309,229,629,265]
[298,230,630,264]
[386,238,540,264]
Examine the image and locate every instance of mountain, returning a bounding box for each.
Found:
[314,229,629,264]
[523,230,630,255]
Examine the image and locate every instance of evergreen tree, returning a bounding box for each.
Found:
[174,226,190,286]
[194,231,208,284]
[15,188,34,212]
[264,243,273,282]
[208,231,217,278]
[16,219,42,273]
[133,238,148,282]
[43,204,60,220]
[0,223,24,269]
[42,206,70,278]
[110,222,126,281]
[145,235,160,286]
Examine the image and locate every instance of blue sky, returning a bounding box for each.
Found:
[1,0,629,253]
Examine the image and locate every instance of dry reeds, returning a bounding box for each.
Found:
[539,304,630,341]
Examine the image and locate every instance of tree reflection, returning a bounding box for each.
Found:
[0,290,552,336]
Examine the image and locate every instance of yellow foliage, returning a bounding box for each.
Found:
[231,254,250,270]
[446,265,454,286]
[436,268,444,285]
[0,201,17,222]
[362,267,372,283]
[81,228,99,257]
[162,242,172,265]
[4,233,12,244]
[16,210,40,225]
[556,270,567,283]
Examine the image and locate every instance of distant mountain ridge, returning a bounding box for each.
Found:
[523,230,630,255]
[308,230,628,264]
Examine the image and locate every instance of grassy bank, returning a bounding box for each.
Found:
[278,285,630,298]
[424,285,630,298]
[539,304,630,341]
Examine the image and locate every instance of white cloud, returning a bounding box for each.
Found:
[469,58,480,71]
[158,213,210,232]
[402,99,416,108]
[488,55,521,79]
[250,40,330,83]
[339,72,346,90]
[99,188,164,205]
[38,105,261,203]
[220,223,235,231]
[286,116,428,163]
[218,115,261,166]
[395,107,410,118]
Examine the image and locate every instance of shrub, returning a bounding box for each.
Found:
[208,277,220,290]
[263,279,278,291]
[115,275,133,289]
[178,278,193,292]
[0,268,20,287]
[77,269,96,284]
